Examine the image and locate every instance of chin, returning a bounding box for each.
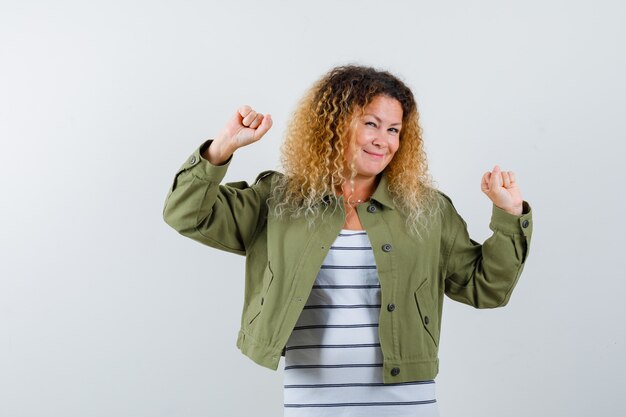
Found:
[355,169,385,179]
[364,164,389,176]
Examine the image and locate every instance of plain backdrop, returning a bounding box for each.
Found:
[1,1,625,416]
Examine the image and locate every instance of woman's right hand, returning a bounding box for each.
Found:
[204,105,273,165]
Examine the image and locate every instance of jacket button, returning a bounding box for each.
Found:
[387,303,396,312]
[391,367,400,376]
[367,204,377,213]
[424,316,430,325]
[382,243,392,252]
[522,219,529,228]
[189,155,197,164]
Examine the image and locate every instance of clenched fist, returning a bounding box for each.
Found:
[204,105,273,165]
[481,165,524,216]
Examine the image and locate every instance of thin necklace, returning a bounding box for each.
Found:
[346,197,370,206]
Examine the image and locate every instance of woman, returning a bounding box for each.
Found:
[163,65,533,416]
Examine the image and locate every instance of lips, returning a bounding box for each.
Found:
[364,150,385,158]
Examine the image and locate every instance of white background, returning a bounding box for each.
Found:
[1,1,624,416]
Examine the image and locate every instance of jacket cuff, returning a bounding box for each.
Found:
[489,201,532,237]
[181,139,232,183]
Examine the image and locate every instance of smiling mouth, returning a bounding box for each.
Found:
[364,150,385,158]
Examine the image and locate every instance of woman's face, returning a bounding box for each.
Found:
[344,95,403,181]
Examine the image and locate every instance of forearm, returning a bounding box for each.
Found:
[163,140,231,235]
[162,140,273,255]
[444,201,533,308]
[202,136,237,166]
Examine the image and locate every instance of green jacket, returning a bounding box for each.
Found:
[163,140,533,384]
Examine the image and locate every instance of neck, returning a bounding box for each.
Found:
[340,175,379,204]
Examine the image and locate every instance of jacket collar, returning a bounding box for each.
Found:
[370,171,396,210]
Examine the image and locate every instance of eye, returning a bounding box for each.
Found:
[388,127,399,134]
[365,121,377,127]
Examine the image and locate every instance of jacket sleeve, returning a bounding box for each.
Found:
[441,193,533,308]
[162,140,274,256]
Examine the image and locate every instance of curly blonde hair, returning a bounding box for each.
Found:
[272,65,442,238]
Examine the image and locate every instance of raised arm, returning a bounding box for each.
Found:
[442,166,533,308]
[162,106,274,255]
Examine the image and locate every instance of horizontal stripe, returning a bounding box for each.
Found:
[306,288,380,305]
[283,361,387,385]
[330,246,373,250]
[292,323,378,330]
[286,326,380,350]
[285,399,437,408]
[320,265,377,269]
[303,304,380,309]
[293,309,380,327]
[312,284,380,289]
[285,343,380,351]
[338,232,368,236]
[285,363,382,370]
[285,380,435,388]
[284,382,437,407]
[313,272,380,287]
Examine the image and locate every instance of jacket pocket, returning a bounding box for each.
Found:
[414,279,439,347]
[247,262,274,326]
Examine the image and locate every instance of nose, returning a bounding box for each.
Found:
[371,134,388,148]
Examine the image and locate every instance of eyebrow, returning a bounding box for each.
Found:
[364,114,402,127]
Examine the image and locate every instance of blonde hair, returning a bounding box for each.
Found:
[272,65,443,238]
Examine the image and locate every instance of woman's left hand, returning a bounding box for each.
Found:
[481,165,524,216]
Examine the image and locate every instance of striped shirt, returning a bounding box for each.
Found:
[283,230,438,417]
